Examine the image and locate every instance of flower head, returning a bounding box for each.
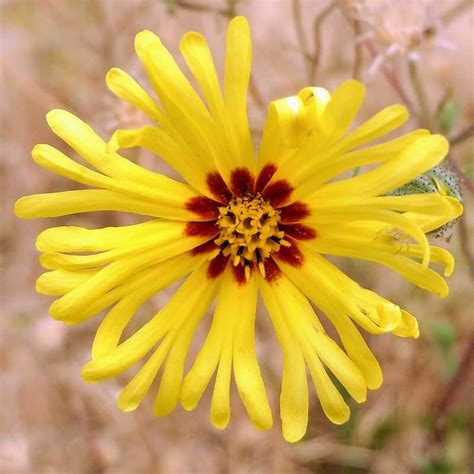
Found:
[15,17,462,442]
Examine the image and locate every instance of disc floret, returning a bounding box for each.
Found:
[214,194,290,278]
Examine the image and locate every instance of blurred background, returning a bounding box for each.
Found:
[1,1,473,473]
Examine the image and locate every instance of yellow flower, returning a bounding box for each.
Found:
[15,17,462,442]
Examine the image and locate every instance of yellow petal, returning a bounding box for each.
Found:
[224,16,254,169]
[108,126,213,198]
[91,251,205,358]
[291,130,430,199]
[277,255,383,389]
[81,262,219,382]
[315,134,449,199]
[305,236,449,297]
[232,272,272,431]
[154,304,205,417]
[47,226,213,321]
[392,310,420,338]
[37,220,163,253]
[46,109,184,190]
[319,79,365,142]
[105,67,165,122]
[334,104,409,153]
[36,269,96,296]
[117,337,172,412]
[210,341,233,430]
[15,190,178,219]
[134,31,221,178]
[307,206,430,267]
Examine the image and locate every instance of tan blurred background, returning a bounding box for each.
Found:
[1,1,473,473]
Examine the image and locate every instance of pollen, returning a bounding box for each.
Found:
[214,194,290,279]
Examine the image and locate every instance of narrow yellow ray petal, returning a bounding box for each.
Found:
[91,251,204,358]
[81,262,219,382]
[403,199,463,234]
[305,237,449,297]
[259,277,309,442]
[118,336,172,412]
[310,194,459,217]
[232,272,272,431]
[257,95,307,171]
[134,31,222,178]
[279,248,402,334]
[105,67,165,122]
[108,126,213,197]
[40,221,199,270]
[210,341,233,430]
[15,190,190,221]
[181,31,252,176]
[334,104,409,153]
[46,109,185,190]
[180,290,231,411]
[314,134,449,199]
[316,220,455,277]
[304,346,351,424]
[307,207,430,267]
[290,129,430,199]
[154,304,205,417]
[261,275,366,405]
[319,79,365,141]
[48,229,213,321]
[36,269,97,296]
[224,16,254,170]
[28,144,201,220]
[277,256,383,389]
[37,220,163,253]
[298,87,331,131]
[392,310,420,338]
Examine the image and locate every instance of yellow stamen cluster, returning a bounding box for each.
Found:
[215,194,290,278]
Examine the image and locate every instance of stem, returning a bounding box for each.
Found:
[441,0,474,24]
[292,0,313,80]
[408,59,433,129]
[350,17,363,80]
[449,125,474,148]
[311,2,337,83]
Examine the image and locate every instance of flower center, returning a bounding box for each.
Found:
[215,194,290,279]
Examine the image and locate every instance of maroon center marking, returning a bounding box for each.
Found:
[262,180,293,207]
[184,221,218,237]
[280,223,317,240]
[232,263,252,285]
[263,258,282,282]
[230,167,254,197]
[279,201,310,223]
[274,240,304,267]
[255,163,277,193]
[206,171,232,203]
[185,196,220,220]
[191,240,218,256]
[207,253,229,279]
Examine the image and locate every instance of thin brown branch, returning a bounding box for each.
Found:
[350,17,363,80]
[446,155,474,194]
[427,335,474,447]
[292,0,313,79]
[449,124,474,148]
[458,216,474,279]
[441,0,474,24]
[363,42,413,108]
[310,2,337,83]
[408,59,433,129]
[172,0,229,16]
[248,74,266,115]
[0,56,71,111]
